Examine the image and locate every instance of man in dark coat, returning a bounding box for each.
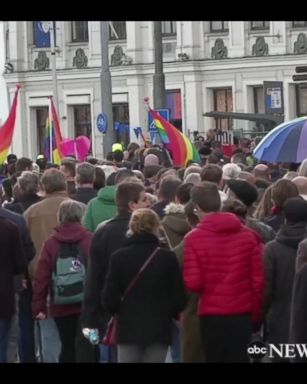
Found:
[5,171,41,215]
[0,217,27,362]
[152,176,182,219]
[0,207,36,362]
[226,179,275,243]
[81,181,149,361]
[72,162,97,205]
[264,197,307,361]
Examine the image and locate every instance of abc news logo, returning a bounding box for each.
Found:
[247,341,267,360]
[247,341,307,360]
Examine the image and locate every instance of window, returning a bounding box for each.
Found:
[73,105,91,137]
[213,88,233,131]
[292,21,307,28]
[296,84,307,116]
[33,21,56,47]
[35,107,48,155]
[253,86,265,114]
[113,103,130,147]
[162,21,177,36]
[166,90,182,131]
[210,22,229,33]
[250,21,270,30]
[71,21,88,42]
[109,22,126,40]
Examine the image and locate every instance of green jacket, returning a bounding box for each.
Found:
[83,185,117,232]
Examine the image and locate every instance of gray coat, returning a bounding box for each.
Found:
[264,222,307,344]
[289,239,307,361]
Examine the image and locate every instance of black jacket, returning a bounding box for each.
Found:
[264,222,307,344]
[72,187,97,205]
[102,232,186,346]
[151,200,168,220]
[5,193,41,215]
[1,204,36,300]
[290,264,307,362]
[81,213,131,330]
[0,217,27,317]
[0,208,35,265]
[264,212,285,233]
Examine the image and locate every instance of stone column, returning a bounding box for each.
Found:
[127,76,147,144]
[176,21,202,60]
[184,73,203,136]
[228,21,245,58]
[269,21,287,55]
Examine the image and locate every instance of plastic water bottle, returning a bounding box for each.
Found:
[82,328,99,345]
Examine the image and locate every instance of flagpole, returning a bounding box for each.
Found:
[49,22,59,114]
[49,97,52,162]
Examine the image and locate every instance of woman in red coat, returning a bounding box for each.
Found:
[32,199,96,363]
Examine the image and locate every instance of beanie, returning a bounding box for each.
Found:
[283,197,307,223]
[227,179,258,207]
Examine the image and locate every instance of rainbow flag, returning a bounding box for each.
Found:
[0,85,21,164]
[44,97,64,165]
[149,108,200,167]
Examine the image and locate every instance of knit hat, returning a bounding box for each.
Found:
[144,154,159,167]
[227,179,258,207]
[283,197,307,223]
[222,163,241,180]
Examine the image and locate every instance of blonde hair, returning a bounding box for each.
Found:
[127,208,160,237]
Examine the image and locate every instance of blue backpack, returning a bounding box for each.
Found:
[52,243,86,305]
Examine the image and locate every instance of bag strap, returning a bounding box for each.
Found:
[121,246,160,302]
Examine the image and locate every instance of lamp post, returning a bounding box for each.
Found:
[153,21,166,110]
[100,21,114,157]
[49,22,59,113]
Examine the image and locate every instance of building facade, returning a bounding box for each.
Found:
[3,21,307,159]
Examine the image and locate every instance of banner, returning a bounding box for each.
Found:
[34,21,56,48]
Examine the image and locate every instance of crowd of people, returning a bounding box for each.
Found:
[1,134,307,363]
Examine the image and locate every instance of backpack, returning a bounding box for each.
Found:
[52,243,86,305]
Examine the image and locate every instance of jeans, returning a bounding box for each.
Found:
[99,344,109,363]
[99,344,117,363]
[170,323,181,363]
[35,317,61,363]
[0,318,12,363]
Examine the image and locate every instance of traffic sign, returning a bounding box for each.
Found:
[148,109,170,132]
[97,113,107,134]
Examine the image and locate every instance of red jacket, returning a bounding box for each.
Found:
[183,212,264,323]
[32,222,93,318]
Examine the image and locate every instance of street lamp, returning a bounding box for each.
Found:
[100,21,114,158]
[153,21,166,110]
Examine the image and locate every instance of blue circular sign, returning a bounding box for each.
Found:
[97,113,107,134]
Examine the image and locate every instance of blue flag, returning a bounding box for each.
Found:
[34,22,56,48]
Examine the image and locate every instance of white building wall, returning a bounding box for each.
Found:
[4,21,307,159]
